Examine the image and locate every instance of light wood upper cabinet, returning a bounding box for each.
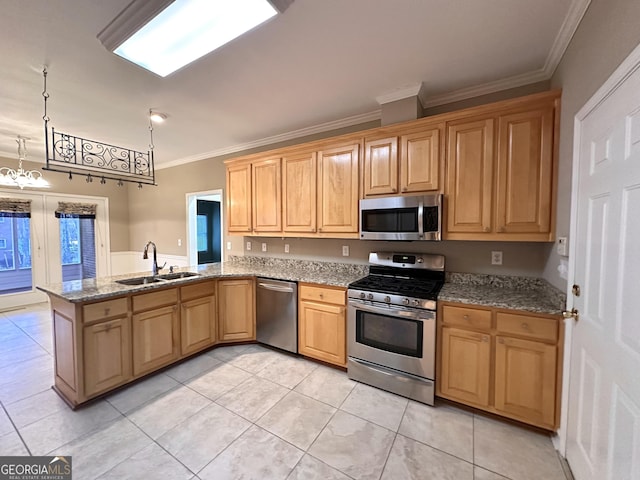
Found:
[363,125,442,198]
[363,137,398,196]
[283,151,317,233]
[400,125,442,193]
[444,95,558,241]
[252,157,282,232]
[495,106,554,236]
[445,118,495,235]
[225,163,252,233]
[317,143,360,234]
[226,163,252,233]
[218,278,255,342]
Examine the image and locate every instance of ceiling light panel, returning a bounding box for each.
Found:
[114,0,277,77]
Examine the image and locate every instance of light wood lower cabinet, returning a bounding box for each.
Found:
[298,283,346,367]
[440,327,490,407]
[83,316,131,397]
[132,304,179,376]
[180,281,217,355]
[437,302,563,430]
[218,278,255,342]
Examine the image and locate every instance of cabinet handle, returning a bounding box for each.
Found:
[104,308,110,316]
[105,323,112,332]
[319,293,324,299]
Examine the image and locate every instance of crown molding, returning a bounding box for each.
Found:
[543,0,591,77]
[157,109,381,170]
[376,83,424,105]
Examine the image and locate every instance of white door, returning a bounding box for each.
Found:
[565,46,640,479]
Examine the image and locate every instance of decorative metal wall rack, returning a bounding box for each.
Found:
[41,68,156,187]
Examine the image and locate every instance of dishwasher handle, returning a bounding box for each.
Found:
[257,282,295,293]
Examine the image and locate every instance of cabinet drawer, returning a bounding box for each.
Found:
[181,281,216,302]
[132,288,178,312]
[300,284,345,306]
[83,298,128,324]
[442,305,492,330]
[496,313,558,342]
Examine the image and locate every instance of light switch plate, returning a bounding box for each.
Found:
[284,244,290,253]
[491,251,503,265]
[342,245,349,257]
[557,237,568,256]
[261,243,267,252]
[246,241,251,251]
[227,241,232,250]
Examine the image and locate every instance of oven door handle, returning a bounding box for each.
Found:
[348,300,435,321]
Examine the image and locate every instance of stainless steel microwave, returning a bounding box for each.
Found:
[359,194,442,241]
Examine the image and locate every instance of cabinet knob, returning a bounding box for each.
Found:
[392,188,397,193]
[521,323,529,330]
[498,227,505,233]
[484,227,490,232]
[498,338,504,344]
[104,308,110,316]
[482,336,489,342]
[402,187,408,192]
[463,315,470,321]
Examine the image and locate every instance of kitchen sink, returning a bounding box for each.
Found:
[115,276,164,286]
[157,272,200,280]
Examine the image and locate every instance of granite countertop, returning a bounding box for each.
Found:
[36,256,369,303]
[439,272,566,315]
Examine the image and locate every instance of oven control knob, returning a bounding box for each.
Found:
[359,292,366,299]
[402,298,410,305]
[412,299,420,306]
[367,293,374,300]
[417,257,423,263]
[384,296,391,303]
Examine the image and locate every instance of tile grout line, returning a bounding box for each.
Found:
[0,399,32,456]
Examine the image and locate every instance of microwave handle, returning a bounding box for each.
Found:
[418,201,424,238]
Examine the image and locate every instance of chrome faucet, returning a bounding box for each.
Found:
[143,241,166,276]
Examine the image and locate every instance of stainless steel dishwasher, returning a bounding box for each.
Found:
[256,278,298,353]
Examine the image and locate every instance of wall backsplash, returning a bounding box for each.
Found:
[240,236,550,278]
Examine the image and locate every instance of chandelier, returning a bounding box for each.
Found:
[0,137,49,189]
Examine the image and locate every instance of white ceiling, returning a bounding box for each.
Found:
[0,0,589,167]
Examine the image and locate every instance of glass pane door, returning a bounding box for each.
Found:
[0,214,32,294]
[60,217,96,282]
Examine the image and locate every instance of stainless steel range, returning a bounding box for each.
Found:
[347,252,445,406]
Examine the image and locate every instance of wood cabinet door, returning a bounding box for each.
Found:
[252,157,282,232]
[218,279,255,342]
[181,295,216,355]
[132,305,179,376]
[226,163,252,233]
[440,327,491,406]
[400,126,442,193]
[83,316,131,397]
[298,300,346,366]
[445,118,494,235]
[494,335,557,427]
[283,151,317,233]
[317,143,360,234]
[495,106,554,237]
[363,137,398,197]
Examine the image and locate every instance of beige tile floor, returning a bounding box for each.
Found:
[0,303,572,480]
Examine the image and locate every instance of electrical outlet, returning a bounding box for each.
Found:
[491,251,503,265]
[177,238,182,247]
[284,244,290,253]
[246,241,251,251]
[227,241,232,250]
[557,237,568,256]
[342,245,350,257]
[261,243,267,252]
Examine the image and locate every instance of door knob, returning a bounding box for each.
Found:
[562,308,579,322]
